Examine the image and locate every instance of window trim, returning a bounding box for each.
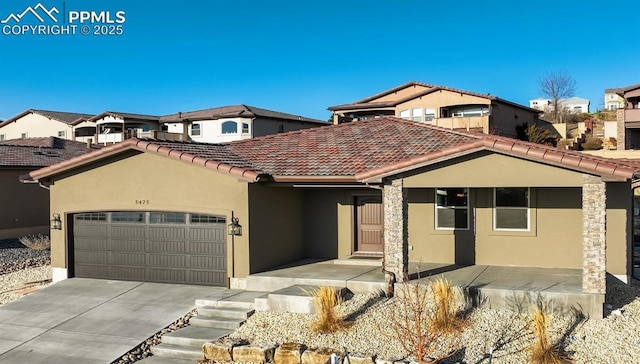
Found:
[493,187,530,231]
[191,123,202,137]
[221,120,238,134]
[435,188,469,230]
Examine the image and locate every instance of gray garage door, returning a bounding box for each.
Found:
[73,212,227,286]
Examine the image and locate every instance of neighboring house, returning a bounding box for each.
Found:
[605,88,625,110]
[0,137,99,239]
[529,97,590,114]
[328,81,541,138]
[160,104,327,143]
[614,83,640,150]
[24,117,637,317]
[90,111,162,144]
[0,109,95,142]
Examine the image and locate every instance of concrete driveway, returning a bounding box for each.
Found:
[0,278,222,363]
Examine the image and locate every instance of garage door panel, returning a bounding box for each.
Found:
[110,266,146,280]
[147,240,187,254]
[74,212,227,286]
[109,239,145,252]
[190,255,225,269]
[75,238,108,251]
[190,241,225,255]
[74,224,108,237]
[190,227,224,241]
[111,252,146,265]
[149,268,186,283]
[149,227,186,240]
[75,264,109,278]
[75,250,109,264]
[149,254,187,268]
[189,270,225,285]
[111,226,146,238]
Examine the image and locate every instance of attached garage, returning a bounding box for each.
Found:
[72,211,227,286]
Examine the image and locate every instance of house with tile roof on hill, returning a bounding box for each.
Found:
[0,109,95,143]
[328,81,543,138]
[0,137,99,239]
[23,116,639,318]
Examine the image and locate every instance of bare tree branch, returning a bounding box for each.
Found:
[538,71,577,123]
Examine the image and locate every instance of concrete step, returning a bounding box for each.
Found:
[264,285,351,314]
[162,325,232,347]
[195,290,265,310]
[150,343,204,361]
[136,356,194,364]
[196,306,254,320]
[189,316,246,329]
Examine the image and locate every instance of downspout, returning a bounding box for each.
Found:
[364,182,396,297]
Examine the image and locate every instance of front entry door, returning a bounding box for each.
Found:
[356,196,384,254]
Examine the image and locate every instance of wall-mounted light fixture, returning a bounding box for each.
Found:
[228,217,242,236]
[51,213,62,230]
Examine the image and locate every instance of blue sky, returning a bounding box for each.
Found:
[0,0,638,121]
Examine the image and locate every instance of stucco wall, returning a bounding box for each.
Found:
[605,181,632,279]
[491,102,538,138]
[370,84,431,103]
[402,152,584,188]
[302,189,376,259]
[406,187,583,269]
[395,89,489,114]
[0,113,73,140]
[247,184,305,273]
[0,169,49,239]
[47,151,251,278]
[252,117,327,138]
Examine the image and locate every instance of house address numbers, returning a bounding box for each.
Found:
[135,200,150,205]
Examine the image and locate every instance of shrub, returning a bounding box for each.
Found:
[581,137,603,150]
[386,278,465,362]
[309,286,349,333]
[556,139,571,150]
[19,234,50,251]
[430,278,465,334]
[528,306,572,364]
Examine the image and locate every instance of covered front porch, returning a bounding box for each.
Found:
[240,259,599,315]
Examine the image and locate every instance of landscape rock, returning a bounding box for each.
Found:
[301,347,341,364]
[274,342,307,364]
[232,341,277,363]
[345,352,376,364]
[203,337,246,361]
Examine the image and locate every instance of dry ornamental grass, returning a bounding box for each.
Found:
[309,286,350,333]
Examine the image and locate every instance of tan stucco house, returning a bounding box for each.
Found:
[0,137,99,239]
[23,117,638,317]
[328,81,541,138]
[0,109,95,143]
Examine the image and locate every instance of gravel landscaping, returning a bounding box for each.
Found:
[230,280,640,363]
[0,238,52,306]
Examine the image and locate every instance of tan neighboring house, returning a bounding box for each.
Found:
[160,104,328,143]
[605,88,625,111]
[328,81,541,138]
[23,117,638,317]
[0,137,99,239]
[0,109,95,142]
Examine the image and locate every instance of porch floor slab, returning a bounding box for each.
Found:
[412,263,583,293]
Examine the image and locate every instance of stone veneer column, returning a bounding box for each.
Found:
[582,174,607,294]
[616,109,625,150]
[383,181,408,283]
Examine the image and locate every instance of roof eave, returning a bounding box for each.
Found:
[272,175,359,183]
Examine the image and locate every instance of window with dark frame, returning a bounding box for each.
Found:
[435,188,469,229]
[494,187,529,230]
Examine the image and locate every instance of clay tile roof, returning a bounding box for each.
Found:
[0,137,100,167]
[159,104,326,124]
[328,81,541,114]
[0,109,94,128]
[226,117,479,178]
[90,111,160,122]
[22,117,640,183]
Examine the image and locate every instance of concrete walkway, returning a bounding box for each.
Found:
[0,278,224,364]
